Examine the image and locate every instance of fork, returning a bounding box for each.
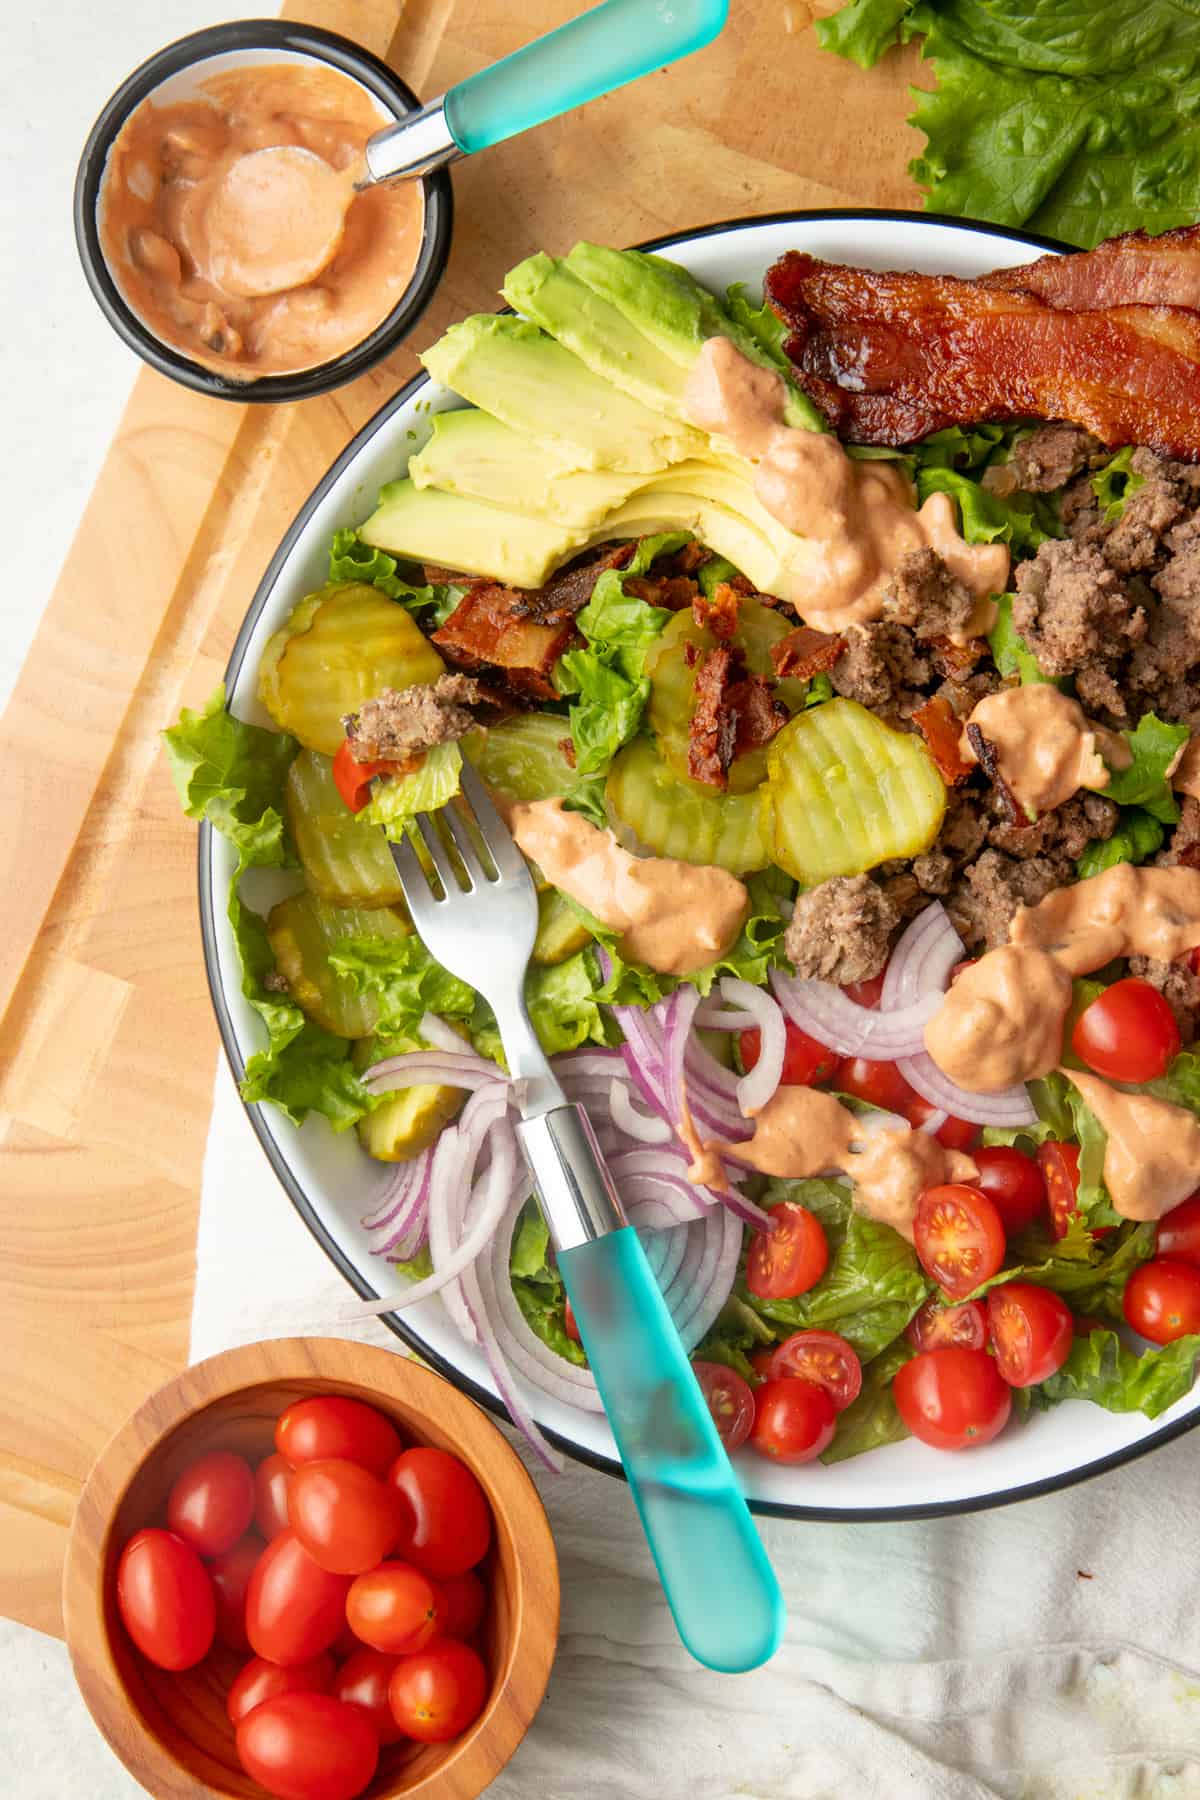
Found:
[388,766,785,1674]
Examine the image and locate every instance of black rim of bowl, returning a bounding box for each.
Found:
[73,19,454,403]
[201,206,1200,1518]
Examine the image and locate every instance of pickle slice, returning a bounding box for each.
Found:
[606,735,771,873]
[258,582,445,755]
[764,699,946,885]
[266,893,410,1038]
[352,1037,466,1163]
[285,749,406,908]
[463,713,577,806]
[645,597,808,794]
[532,889,594,964]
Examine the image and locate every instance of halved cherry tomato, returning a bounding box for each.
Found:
[245,1531,352,1666]
[914,1184,1006,1300]
[986,1282,1073,1386]
[236,1692,378,1800]
[116,1529,216,1672]
[387,1447,492,1578]
[276,1398,401,1479]
[835,1057,919,1116]
[332,1648,407,1745]
[167,1450,256,1559]
[226,1653,334,1727]
[438,1570,486,1641]
[288,1460,404,1576]
[765,1330,862,1412]
[904,1296,987,1353]
[1123,1258,1200,1343]
[970,1145,1046,1237]
[563,1298,581,1343]
[210,1533,265,1654]
[842,971,886,1009]
[1038,1141,1082,1241]
[739,1020,839,1087]
[388,1640,489,1743]
[692,1361,755,1450]
[254,1453,292,1541]
[746,1202,828,1300]
[346,1561,444,1656]
[331,738,407,815]
[893,1347,1012,1450]
[1156,1192,1200,1265]
[1071,977,1181,1083]
[747,1377,836,1463]
[908,1100,979,1152]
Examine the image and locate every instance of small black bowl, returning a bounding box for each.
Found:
[74,19,453,403]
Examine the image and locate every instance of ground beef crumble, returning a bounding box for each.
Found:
[783,874,899,985]
[343,673,483,762]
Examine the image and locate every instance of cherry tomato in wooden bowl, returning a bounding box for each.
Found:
[63,1339,558,1800]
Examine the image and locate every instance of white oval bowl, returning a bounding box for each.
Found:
[201,210,1199,1518]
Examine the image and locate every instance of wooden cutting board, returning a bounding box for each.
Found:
[0,0,925,1638]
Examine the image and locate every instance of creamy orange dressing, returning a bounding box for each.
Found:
[1010,863,1200,976]
[509,798,748,977]
[961,686,1129,818]
[1059,1069,1200,1221]
[99,64,424,378]
[924,945,1072,1092]
[683,336,1009,634]
[1172,737,1200,800]
[682,1085,975,1241]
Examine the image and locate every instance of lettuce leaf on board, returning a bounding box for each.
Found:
[816,0,1200,247]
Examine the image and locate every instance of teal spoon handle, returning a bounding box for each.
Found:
[445,0,729,155]
[363,0,729,183]
[556,1226,785,1674]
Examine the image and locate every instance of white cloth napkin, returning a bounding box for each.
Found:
[186,1057,1200,1799]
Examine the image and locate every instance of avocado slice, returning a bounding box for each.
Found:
[359,478,585,590]
[420,315,703,472]
[503,252,694,420]
[409,408,644,529]
[563,242,826,434]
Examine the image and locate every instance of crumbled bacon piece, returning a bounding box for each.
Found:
[965,722,1023,823]
[913,696,974,787]
[558,735,577,769]
[625,573,699,610]
[683,640,700,668]
[770,625,846,680]
[692,580,742,642]
[728,676,788,755]
[688,646,739,786]
[927,635,984,682]
[432,583,577,701]
[675,541,712,574]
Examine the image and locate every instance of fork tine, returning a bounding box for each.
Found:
[388,828,436,910]
[458,765,528,879]
[414,812,463,894]
[440,802,492,886]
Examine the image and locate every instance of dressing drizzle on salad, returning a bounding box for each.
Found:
[1061,1069,1200,1221]
[961,686,1130,818]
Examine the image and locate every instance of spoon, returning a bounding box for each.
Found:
[206,0,730,300]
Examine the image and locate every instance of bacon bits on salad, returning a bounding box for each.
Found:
[166,232,1200,1478]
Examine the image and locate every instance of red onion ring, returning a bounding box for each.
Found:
[770,969,941,1059]
[720,977,786,1116]
[897,1050,1038,1129]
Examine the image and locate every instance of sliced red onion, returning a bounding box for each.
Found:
[416,1012,489,1060]
[481,1205,604,1411]
[676,1207,743,1352]
[721,977,786,1116]
[609,1079,673,1145]
[881,901,964,1009]
[897,1051,1037,1129]
[638,1222,688,1292]
[693,1004,757,1031]
[362,1053,507,1094]
[664,984,703,1131]
[459,1261,564,1473]
[771,968,941,1059]
[917,1107,948,1136]
[361,1148,429,1231]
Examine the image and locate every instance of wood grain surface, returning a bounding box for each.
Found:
[0,0,925,1637]
[62,1338,558,1799]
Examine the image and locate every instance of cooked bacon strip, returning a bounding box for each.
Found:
[965,722,1023,823]
[770,624,845,680]
[688,646,738,787]
[914,696,974,787]
[692,580,741,642]
[765,250,1200,459]
[981,225,1200,313]
[432,583,576,702]
[729,676,788,756]
[625,573,699,610]
[511,541,635,625]
[927,635,984,682]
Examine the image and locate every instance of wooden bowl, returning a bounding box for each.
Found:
[62,1338,559,1799]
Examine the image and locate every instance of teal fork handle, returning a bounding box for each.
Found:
[557,1228,784,1674]
[444,0,729,156]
